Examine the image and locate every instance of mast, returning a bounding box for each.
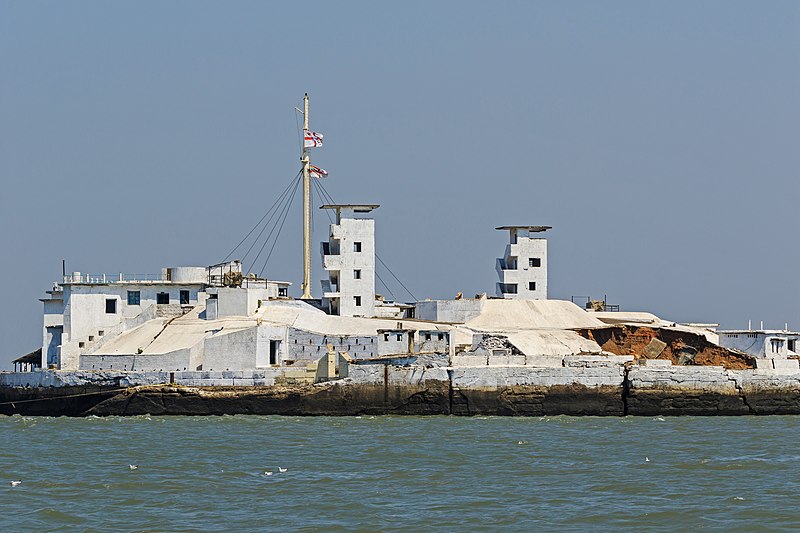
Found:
[301,93,312,299]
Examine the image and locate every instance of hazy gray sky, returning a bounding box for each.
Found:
[2,1,799,368]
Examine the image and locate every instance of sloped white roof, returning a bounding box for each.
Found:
[465,299,605,331]
[505,329,603,357]
[256,301,449,336]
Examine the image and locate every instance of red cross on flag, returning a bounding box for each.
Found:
[303,130,323,148]
[309,165,328,178]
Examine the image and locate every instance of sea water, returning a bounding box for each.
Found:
[2,415,800,531]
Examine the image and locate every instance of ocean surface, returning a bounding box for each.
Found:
[2,415,800,531]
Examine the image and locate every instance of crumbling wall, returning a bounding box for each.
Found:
[575,326,756,369]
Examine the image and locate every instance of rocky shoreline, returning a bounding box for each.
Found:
[4,361,800,417]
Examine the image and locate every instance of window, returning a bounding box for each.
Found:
[384,333,389,341]
[105,299,117,314]
[354,295,362,306]
[789,339,797,353]
[354,269,361,279]
[353,241,362,252]
[278,287,288,297]
[157,292,170,304]
[529,258,541,267]
[127,291,141,305]
[528,282,536,291]
[180,290,190,305]
[425,333,431,341]
[396,334,402,341]
[438,333,444,341]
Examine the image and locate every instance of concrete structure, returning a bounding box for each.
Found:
[320,204,378,317]
[42,267,211,370]
[38,261,293,371]
[495,226,550,299]
[718,330,799,359]
[205,279,290,320]
[415,298,485,323]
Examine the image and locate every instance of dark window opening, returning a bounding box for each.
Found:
[425,333,431,341]
[353,242,362,252]
[127,291,141,305]
[180,290,190,305]
[528,282,536,291]
[269,340,280,365]
[157,292,170,304]
[105,299,117,314]
[354,295,361,306]
[438,333,444,341]
[789,339,797,353]
[500,283,518,294]
[384,333,389,341]
[278,287,288,297]
[396,334,402,341]
[529,258,541,267]
[354,269,361,279]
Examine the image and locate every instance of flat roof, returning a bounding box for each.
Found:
[320,204,380,212]
[496,225,552,232]
[719,330,800,335]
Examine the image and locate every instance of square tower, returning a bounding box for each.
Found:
[495,225,550,299]
[320,204,379,317]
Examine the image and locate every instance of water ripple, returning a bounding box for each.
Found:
[3,415,800,530]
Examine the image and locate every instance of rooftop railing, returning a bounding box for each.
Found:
[63,273,163,284]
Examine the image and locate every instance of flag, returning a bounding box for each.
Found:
[309,165,328,178]
[303,129,323,148]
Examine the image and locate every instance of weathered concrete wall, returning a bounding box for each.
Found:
[81,348,194,372]
[286,329,377,362]
[496,231,548,299]
[321,216,376,318]
[414,299,483,323]
[203,327,259,371]
[8,360,800,417]
[0,369,287,388]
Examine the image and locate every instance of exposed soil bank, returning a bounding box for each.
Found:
[576,325,756,369]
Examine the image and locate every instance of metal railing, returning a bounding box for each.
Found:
[63,273,163,284]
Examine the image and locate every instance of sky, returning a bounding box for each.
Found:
[1,1,798,369]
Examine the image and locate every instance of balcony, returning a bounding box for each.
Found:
[498,283,518,295]
[321,280,340,299]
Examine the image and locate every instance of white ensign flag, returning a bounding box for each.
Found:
[304,130,323,148]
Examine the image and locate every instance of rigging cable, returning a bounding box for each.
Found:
[247,174,301,274]
[314,179,419,302]
[222,171,301,263]
[256,174,302,276]
[241,173,301,266]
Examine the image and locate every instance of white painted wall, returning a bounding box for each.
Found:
[496,229,548,299]
[203,325,286,371]
[414,299,484,323]
[719,331,799,358]
[321,215,376,317]
[206,287,272,318]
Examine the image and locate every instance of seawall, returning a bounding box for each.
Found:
[4,362,800,417]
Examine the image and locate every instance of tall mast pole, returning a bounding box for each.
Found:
[301,93,312,299]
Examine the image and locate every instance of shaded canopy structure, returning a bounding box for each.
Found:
[13,348,41,372]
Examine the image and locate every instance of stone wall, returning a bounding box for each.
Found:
[7,359,800,416]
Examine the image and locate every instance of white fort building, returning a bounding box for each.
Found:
[495,225,549,299]
[19,94,796,378]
